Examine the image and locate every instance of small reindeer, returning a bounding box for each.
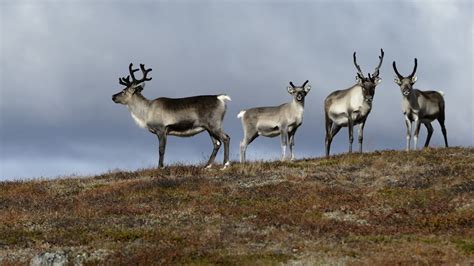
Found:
[237,80,311,162]
[393,58,448,150]
[324,49,384,156]
[112,63,231,169]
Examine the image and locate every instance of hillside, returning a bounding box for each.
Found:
[0,147,473,265]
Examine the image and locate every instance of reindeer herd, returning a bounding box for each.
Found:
[112,49,448,169]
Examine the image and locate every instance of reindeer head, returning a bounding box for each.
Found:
[112,63,152,105]
[287,80,311,102]
[353,49,384,103]
[393,58,417,96]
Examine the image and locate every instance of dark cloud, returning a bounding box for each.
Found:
[1,1,472,179]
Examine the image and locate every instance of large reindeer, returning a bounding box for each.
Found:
[324,49,384,156]
[392,58,448,150]
[112,63,231,169]
[237,80,311,162]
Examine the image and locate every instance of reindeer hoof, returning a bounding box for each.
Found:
[221,162,231,170]
[204,164,213,169]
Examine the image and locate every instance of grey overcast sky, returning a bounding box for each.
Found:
[0,0,472,180]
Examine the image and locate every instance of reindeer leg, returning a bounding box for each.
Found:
[240,130,258,163]
[208,128,231,169]
[326,124,342,157]
[405,116,412,151]
[205,132,221,168]
[423,122,433,148]
[239,143,245,163]
[347,115,354,153]
[358,119,366,153]
[156,132,167,168]
[413,118,421,150]
[280,126,289,161]
[325,115,333,157]
[288,128,297,161]
[437,117,448,148]
[223,133,231,167]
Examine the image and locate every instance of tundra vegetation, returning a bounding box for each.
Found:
[0,147,472,264]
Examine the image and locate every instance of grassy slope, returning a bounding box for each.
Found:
[0,147,473,265]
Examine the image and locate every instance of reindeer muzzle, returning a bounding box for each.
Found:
[296,93,304,101]
[112,94,119,103]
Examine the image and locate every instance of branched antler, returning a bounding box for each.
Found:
[353,51,365,79]
[119,63,153,87]
[372,48,384,78]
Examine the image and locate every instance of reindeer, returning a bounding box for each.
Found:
[237,80,311,162]
[392,58,448,151]
[324,49,384,156]
[112,63,231,169]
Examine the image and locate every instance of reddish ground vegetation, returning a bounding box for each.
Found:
[0,147,473,264]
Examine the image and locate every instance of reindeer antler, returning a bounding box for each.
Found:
[393,58,417,79]
[409,58,418,78]
[372,48,384,78]
[353,51,365,79]
[139,64,153,82]
[289,81,296,88]
[119,63,153,87]
[119,75,132,87]
[128,63,140,83]
[301,80,309,87]
[392,61,404,79]
[129,63,152,83]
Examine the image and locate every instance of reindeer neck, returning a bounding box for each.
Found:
[127,93,151,124]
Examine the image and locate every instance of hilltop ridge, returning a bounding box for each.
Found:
[0,147,473,264]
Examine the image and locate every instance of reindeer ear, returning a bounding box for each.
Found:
[394,76,401,85]
[411,76,417,83]
[287,86,295,94]
[375,77,382,85]
[356,75,363,85]
[304,85,311,93]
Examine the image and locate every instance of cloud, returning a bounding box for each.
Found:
[1,0,472,180]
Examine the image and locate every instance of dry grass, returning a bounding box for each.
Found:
[0,147,473,265]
